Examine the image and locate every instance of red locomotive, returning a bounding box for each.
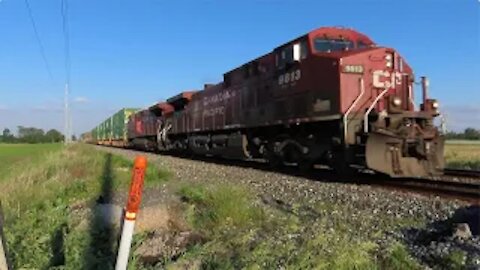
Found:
[122,27,444,177]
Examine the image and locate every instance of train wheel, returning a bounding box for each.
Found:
[267,153,282,168]
[298,160,314,172]
[331,151,355,181]
[333,163,355,181]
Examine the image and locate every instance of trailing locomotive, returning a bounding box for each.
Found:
[92,27,445,178]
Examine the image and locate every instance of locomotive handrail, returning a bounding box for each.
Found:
[364,87,389,133]
[408,85,416,110]
[343,78,365,143]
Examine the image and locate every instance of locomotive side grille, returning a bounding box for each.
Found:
[275,100,287,119]
[294,96,306,117]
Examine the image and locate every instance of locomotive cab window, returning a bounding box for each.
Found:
[276,40,308,69]
[314,38,354,52]
[357,40,371,49]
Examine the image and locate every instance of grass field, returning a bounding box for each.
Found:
[0,143,63,176]
[445,140,480,169]
[0,144,170,269]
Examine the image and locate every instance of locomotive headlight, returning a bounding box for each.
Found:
[432,101,439,109]
[385,54,393,68]
[392,96,402,107]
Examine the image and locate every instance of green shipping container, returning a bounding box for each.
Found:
[98,122,104,141]
[99,121,106,141]
[91,126,98,142]
[105,117,113,141]
[90,108,138,144]
[111,108,138,141]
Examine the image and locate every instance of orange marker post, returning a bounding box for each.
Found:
[115,156,147,270]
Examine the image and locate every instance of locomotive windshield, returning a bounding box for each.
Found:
[314,38,354,52]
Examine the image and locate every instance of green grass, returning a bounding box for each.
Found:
[445,141,480,169]
[170,183,422,270]
[179,184,264,234]
[379,242,421,270]
[0,144,170,269]
[0,143,62,176]
[442,250,467,270]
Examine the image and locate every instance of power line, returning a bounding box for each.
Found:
[24,0,54,81]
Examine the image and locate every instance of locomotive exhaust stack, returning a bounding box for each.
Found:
[421,76,429,107]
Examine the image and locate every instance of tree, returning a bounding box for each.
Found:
[17,126,45,143]
[1,128,15,143]
[445,127,480,140]
[464,128,480,140]
[45,129,64,143]
[2,128,11,138]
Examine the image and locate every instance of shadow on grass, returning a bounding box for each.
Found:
[83,153,118,269]
[48,223,67,268]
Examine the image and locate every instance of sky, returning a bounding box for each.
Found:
[0,0,479,135]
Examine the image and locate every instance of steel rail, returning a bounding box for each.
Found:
[395,178,480,198]
[443,168,480,178]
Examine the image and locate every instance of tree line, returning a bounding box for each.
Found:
[0,126,70,143]
[444,128,480,140]
[1,126,477,144]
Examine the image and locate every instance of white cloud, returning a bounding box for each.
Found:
[73,97,89,104]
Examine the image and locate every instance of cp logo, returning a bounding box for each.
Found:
[372,70,402,89]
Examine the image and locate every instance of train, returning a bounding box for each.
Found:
[85,27,445,178]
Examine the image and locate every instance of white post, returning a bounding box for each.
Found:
[115,218,135,270]
[0,242,7,270]
[0,203,9,270]
[114,156,147,270]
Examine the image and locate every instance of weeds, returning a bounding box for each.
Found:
[379,242,421,270]
[0,144,170,269]
[173,181,426,269]
[443,250,467,270]
[179,184,264,233]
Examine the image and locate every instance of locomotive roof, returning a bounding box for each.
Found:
[275,27,375,49]
[223,27,375,77]
[307,27,375,45]
[149,102,174,115]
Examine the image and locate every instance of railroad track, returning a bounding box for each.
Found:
[444,168,480,178]
[95,145,480,201]
[379,177,480,201]
[364,169,480,202]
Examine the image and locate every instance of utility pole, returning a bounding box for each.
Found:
[62,0,72,144]
[64,83,71,144]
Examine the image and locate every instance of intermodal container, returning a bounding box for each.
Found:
[111,108,138,141]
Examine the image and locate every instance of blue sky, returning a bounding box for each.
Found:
[0,0,478,134]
